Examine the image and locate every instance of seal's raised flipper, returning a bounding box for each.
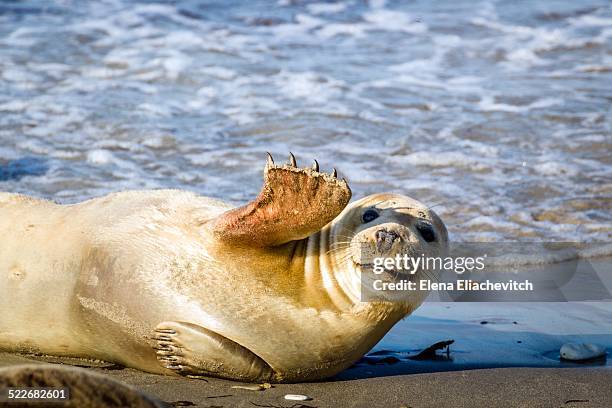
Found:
[154,321,274,382]
[213,153,351,246]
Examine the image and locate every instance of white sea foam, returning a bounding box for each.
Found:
[307,3,348,15]
[570,15,612,27]
[362,9,427,33]
[87,150,114,165]
[0,101,28,112]
[478,96,563,112]
[317,23,368,39]
[276,71,344,104]
[504,49,548,67]
[200,66,237,80]
[402,151,489,171]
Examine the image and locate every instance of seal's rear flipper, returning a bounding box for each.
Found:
[212,153,351,246]
[153,321,274,382]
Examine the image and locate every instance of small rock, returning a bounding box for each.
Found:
[285,394,312,401]
[560,343,606,361]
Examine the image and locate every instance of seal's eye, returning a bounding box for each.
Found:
[362,209,379,224]
[416,223,436,243]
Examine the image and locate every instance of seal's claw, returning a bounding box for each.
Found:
[157,355,178,363]
[154,328,176,335]
[156,348,182,358]
[266,152,274,167]
[165,364,183,371]
[155,339,181,349]
[213,154,352,246]
[155,336,173,342]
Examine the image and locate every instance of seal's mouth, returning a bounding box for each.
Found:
[349,251,374,269]
[350,257,419,281]
[350,257,369,268]
[347,237,419,280]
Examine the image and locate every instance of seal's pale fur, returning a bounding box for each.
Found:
[0,155,447,382]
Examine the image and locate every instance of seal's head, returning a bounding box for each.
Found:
[327,193,448,309]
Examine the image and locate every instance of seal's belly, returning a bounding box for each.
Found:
[0,195,86,354]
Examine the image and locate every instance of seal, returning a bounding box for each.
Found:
[0,153,448,382]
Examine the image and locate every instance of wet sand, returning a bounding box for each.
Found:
[2,352,611,407]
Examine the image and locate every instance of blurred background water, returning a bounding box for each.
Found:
[0,0,611,246]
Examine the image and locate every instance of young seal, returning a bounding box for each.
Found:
[0,153,448,382]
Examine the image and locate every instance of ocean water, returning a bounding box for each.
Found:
[1,0,611,248]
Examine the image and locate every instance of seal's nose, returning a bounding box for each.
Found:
[376,229,400,253]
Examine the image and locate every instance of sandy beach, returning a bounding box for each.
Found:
[1,352,612,407]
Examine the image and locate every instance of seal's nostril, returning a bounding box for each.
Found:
[375,229,400,252]
[376,229,399,241]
